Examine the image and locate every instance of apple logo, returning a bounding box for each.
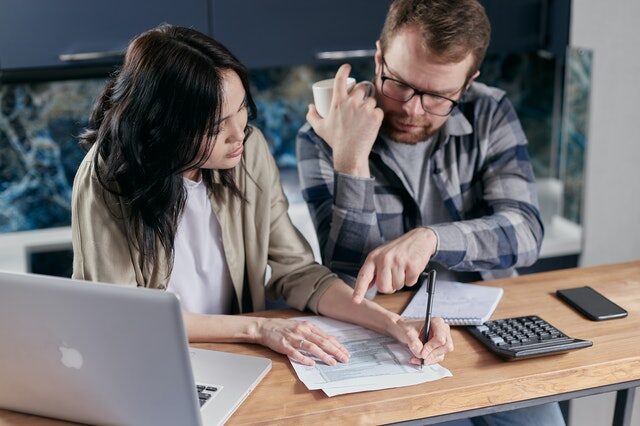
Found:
[59,343,84,369]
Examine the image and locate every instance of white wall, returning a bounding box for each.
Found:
[570,0,640,425]
[573,0,640,266]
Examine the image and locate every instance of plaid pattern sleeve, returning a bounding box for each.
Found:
[296,126,387,282]
[429,95,544,274]
[296,82,544,281]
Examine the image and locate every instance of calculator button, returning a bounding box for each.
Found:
[489,336,505,345]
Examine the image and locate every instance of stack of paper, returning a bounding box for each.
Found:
[402,280,503,325]
[289,316,452,397]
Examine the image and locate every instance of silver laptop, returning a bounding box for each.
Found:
[0,271,271,426]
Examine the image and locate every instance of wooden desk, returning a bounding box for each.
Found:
[2,262,639,425]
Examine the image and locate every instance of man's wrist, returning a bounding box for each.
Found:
[334,156,370,178]
[414,227,438,257]
[423,227,439,256]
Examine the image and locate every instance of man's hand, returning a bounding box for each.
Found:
[352,227,438,303]
[306,63,383,178]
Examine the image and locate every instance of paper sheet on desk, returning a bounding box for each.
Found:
[289,316,452,396]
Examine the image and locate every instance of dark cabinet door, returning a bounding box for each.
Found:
[0,0,209,71]
[211,0,569,70]
[1,0,570,73]
[211,0,393,69]
[481,0,570,56]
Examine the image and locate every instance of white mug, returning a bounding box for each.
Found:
[311,77,357,118]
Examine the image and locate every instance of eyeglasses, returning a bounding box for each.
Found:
[379,56,465,117]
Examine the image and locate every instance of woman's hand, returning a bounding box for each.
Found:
[385,315,454,365]
[255,318,350,367]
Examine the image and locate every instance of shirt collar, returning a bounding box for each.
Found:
[441,106,473,136]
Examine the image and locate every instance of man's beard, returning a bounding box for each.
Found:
[380,113,440,144]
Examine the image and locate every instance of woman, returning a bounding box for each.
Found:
[72,24,453,366]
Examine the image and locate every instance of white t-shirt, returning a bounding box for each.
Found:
[166,178,234,315]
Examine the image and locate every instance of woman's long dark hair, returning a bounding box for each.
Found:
[79,24,256,274]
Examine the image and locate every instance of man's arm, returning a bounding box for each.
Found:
[353,96,543,300]
[296,64,386,282]
[429,96,544,271]
[296,128,387,279]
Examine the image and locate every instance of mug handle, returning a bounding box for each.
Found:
[354,81,376,99]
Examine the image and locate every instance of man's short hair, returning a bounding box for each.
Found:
[380,0,491,77]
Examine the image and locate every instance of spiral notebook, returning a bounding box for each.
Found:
[401,280,503,326]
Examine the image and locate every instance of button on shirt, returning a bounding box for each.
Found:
[167,178,234,315]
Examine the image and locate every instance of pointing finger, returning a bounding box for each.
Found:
[353,260,375,303]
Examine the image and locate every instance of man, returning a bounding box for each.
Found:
[297,0,560,424]
[297,0,543,300]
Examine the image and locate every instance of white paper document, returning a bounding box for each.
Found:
[289,316,452,396]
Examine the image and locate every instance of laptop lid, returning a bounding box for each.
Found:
[0,271,271,426]
[190,348,271,425]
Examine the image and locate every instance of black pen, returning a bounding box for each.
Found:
[421,270,437,368]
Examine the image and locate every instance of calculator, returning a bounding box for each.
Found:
[467,315,592,360]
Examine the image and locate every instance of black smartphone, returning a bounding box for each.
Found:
[556,286,628,321]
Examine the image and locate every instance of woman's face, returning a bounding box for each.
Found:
[194,70,249,176]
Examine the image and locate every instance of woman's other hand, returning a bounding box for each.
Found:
[255,318,350,367]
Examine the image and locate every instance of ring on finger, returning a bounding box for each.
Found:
[298,339,306,350]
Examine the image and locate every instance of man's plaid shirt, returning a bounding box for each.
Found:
[296,82,544,282]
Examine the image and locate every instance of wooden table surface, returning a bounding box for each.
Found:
[2,261,639,425]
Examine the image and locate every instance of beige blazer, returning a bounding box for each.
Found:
[71,127,336,313]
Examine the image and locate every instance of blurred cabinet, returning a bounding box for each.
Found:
[481,0,570,56]
[211,0,570,69]
[210,0,392,69]
[0,0,208,71]
[0,0,570,75]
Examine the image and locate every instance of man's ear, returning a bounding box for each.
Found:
[374,40,383,76]
[467,70,480,88]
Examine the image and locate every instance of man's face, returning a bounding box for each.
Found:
[374,26,477,144]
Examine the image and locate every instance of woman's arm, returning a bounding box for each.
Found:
[183,312,350,367]
[184,279,454,367]
[317,279,454,365]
